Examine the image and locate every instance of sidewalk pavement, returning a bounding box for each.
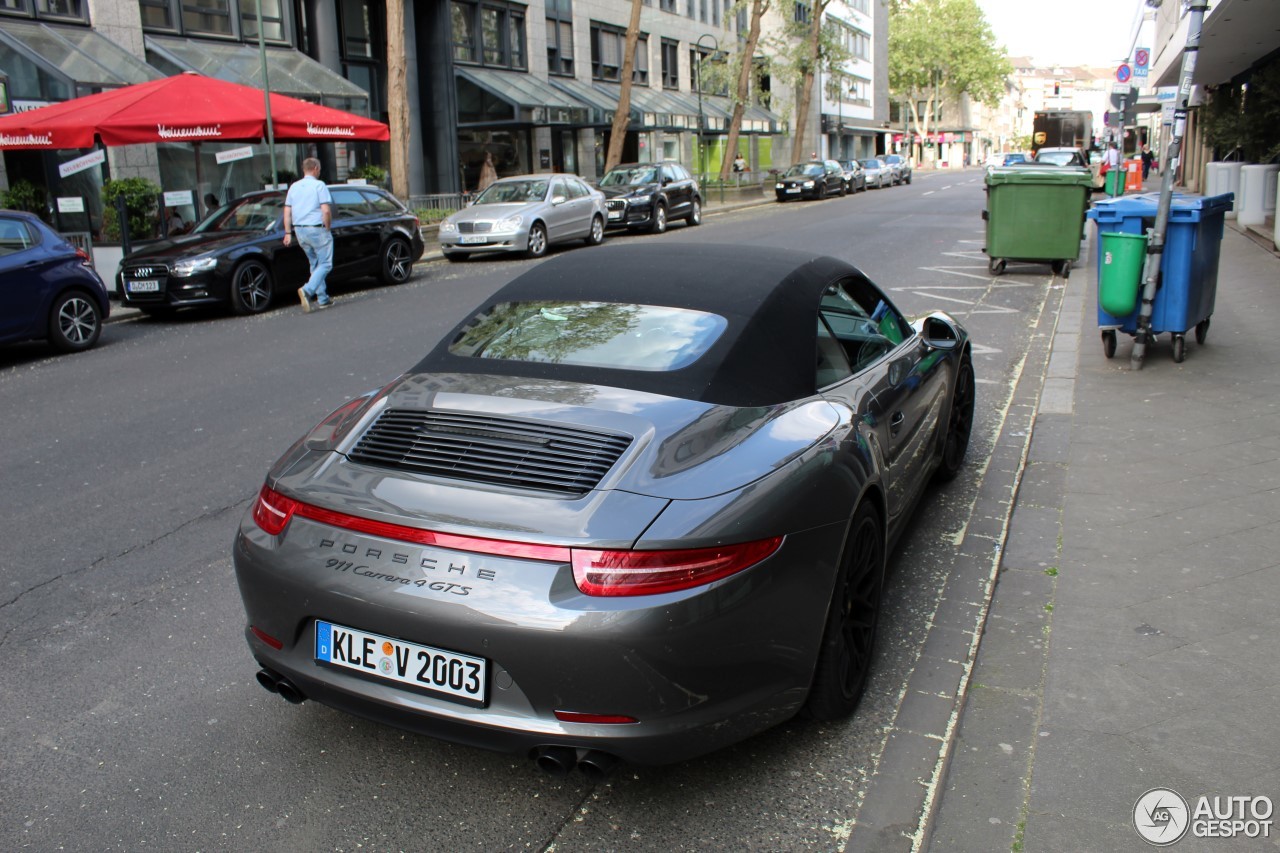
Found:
[927,216,1280,851]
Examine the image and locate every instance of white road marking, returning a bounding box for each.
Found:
[923,191,935,196]
[969,342,1002,355]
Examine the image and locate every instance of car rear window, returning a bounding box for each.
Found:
[448,301,728,372]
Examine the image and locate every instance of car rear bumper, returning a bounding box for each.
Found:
[232,512,843,765]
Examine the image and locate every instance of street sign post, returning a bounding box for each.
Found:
[1134,48,1150,79]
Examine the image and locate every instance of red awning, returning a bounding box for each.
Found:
[0,72,388,149]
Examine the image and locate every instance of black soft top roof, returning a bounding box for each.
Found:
[415,243,865,407]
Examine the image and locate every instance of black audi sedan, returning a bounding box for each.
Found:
[116,185,424,316]
[597,162,702,233]
[775,161,847,201]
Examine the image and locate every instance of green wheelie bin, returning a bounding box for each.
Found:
[983,165,1094,277]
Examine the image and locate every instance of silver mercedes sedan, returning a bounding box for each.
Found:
[232,244,975,777]
[439,174,607,261]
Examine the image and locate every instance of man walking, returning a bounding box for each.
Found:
[283,157,334,312]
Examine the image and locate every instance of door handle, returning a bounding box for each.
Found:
[890,412,905,435]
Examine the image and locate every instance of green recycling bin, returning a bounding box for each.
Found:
[1105,170,1122,195]
[1097,231,1147,317]
[984,165,1094,277]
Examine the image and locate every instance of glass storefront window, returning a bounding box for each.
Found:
[457,129,527,193]
[341,0,373,59]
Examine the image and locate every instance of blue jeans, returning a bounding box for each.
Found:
[296,227,334,304]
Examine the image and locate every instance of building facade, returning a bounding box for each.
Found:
[1,0,893,233]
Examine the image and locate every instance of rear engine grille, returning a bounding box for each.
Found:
[348,409,633,496]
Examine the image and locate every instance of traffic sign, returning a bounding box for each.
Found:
[1116,63,1132,84]
[1134,48,1150,79]
[1110,83,1134,109]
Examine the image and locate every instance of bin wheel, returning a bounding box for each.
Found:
[1102,330,1117,359]
[988,258,1006,276]
[1195,318,1210,345]
[1172,334,1186,364]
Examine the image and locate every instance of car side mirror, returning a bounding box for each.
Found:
[551,195,567,205]
[921,315,960,350]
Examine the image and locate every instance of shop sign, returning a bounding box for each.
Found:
[58,148,106,178]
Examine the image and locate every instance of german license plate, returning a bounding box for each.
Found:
[127,279,159,292]
[459,235,489,245]
[785,188,800,194]
[608,211,624,220]
[315,620,487,706]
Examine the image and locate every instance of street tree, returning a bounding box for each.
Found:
[718,0,771,182]
[605,0,644,173]
[888,0,1009,166]
[386,0,409,199]
[768,1,851,163]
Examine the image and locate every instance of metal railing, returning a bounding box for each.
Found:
[407,192,471,224]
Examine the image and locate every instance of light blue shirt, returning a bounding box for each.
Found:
[285,175,332,226]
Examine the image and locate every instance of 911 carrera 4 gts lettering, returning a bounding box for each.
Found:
[319,539,497,582]
[324,558,473,595]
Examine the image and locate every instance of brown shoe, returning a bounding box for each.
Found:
[297,287,313,313]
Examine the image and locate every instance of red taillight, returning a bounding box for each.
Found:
[250,625,284,650]
[571,538,783,597]
[250,487,780,596]
[554,711,638,724]
[74,247,92,264]
[252,485,298,535]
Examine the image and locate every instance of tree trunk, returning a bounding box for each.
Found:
[790,0,828,163]
[386,0,410,199]
[719,0,769,181]
[605,0,644,173]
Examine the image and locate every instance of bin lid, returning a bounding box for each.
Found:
[986,165,1095,187]
[1086,192,1235,220]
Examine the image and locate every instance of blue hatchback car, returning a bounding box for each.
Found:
[0,210,110,353]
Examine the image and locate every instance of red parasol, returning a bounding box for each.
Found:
[0,72,388,149]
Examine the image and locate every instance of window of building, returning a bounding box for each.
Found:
[711,0,718,27]
[452,0,526,69]
[590,22,647,84]
[545,0,573,76]
[660,38,678,89]
[686,0,694,19]
[340,0,382,117]
[829,18,869,61]
[700,0,708,23]
[0,0,88,22]
[181,0,233,37]
[659,0,676,12]
[794,1,809,26]
[240,0,285,42]
[689,46,725,95]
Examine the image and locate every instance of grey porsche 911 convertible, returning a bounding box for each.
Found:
[232,243,974,777]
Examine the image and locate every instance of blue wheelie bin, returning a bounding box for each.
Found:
[1085,192,1234,363]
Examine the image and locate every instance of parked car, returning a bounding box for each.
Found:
[838,159,868,192]
[775,160,847,201]
[985,152,1030,174]
[596,162,701,233]
[232,243,974,771]
[0,210,110,353]
[860,158,893,189]
[117,186,424,316]
[440,174,606,261]
[1034,146,1106,192]
[883,154,912,185]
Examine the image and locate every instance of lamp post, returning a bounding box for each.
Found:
[695,33,718,179]
[253,0,278,187]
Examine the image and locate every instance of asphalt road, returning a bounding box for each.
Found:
[0,171,1058,851]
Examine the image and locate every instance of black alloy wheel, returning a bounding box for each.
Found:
[687,198,702,226]
[525,222,548,258]
[584,215,605,246]
[229,259,273,315]
[649,201,668,234]
[936,353,975,482]
[804,501,885,720]
[378,237,414,284]
[48,290,101,352]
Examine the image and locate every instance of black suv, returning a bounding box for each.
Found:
[117,185,424,316]
[597,162,702,233]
